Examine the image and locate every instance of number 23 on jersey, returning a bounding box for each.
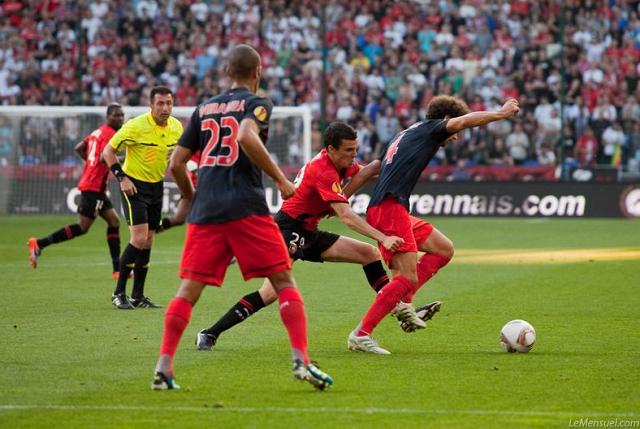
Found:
[200,116,240,167]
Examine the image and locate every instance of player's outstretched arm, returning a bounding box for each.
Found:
[237,118,295,199]
[330,202,404,251]
[342,160,381,198]
[169,146,195,201]
[446,99,520,134]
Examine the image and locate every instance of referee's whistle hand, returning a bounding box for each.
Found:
[120,177,137,196]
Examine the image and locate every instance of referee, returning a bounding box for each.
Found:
[103,86,184,309]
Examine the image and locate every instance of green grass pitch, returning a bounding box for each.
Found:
[1,215,639,428]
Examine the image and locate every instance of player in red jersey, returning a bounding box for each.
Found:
[194,121,432,351]
[152,45,333,391]
[156,152,200,233]
[28,103,125,279]
[348,96,520,354]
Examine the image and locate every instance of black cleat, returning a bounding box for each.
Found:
[112,293,134,310]
[400,301,442,333]
[130,296,162,309]
[195,330,217,351]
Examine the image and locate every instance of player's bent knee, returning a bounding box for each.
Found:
[268,270,296,292]
[131,238,146,249]
[176,280,206,305]
[398,268,418,286]
[442,242,454,260]
[362,245,381,265]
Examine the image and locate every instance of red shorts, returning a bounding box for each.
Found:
[179,215,292,286]
[366,197,433,268]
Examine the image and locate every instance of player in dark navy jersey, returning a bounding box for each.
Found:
[151,45,333,391]
[27,104,124,279]
[348,96,520,354]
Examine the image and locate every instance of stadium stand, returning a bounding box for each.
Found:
[1,0,639,178]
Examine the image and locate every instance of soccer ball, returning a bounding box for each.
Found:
[500,320,536,353]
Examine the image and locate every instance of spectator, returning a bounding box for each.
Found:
[537,141,557,166]
[485,138,513,166]
[574,127,599,167]
[356,118,373,163]
[506,122,531,165]
[600,122,625,165]
[376,106,399,149]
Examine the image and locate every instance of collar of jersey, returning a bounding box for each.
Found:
[146,112,168,129]
[227,86,250,93]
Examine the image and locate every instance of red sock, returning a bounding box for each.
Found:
[278,287,309,365]
[403,291,414,304]
[406,254,452,300]
[417,254,451,285]
[357,275,414,336]
[159,297,193,366]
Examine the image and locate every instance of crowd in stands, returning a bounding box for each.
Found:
[1,0,640,176]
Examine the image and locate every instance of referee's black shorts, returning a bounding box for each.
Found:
[120,176,163,229]
[274,211,340,263]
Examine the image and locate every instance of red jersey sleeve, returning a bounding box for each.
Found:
[315,168,350,204]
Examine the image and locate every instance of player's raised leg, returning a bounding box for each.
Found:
[28,214,93,269]
[196,280,274,351]
[415,227,454,287]
[397,225,452,332]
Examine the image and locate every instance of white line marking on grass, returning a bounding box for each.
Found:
[1,404,638,419]
[524,218,550,224]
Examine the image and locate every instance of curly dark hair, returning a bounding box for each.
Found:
[426,95,470,119]
[323,122,357,149]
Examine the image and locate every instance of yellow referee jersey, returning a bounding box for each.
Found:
[108,112,183,183]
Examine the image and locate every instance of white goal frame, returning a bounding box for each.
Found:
[0,105,313,164]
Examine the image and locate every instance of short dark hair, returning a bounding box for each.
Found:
[106,102,122,116]
[226,44,261,80]
[426,95,470,119]
[150,85,173,102]
[323,122,357,149]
